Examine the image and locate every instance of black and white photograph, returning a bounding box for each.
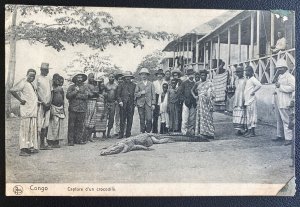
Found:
[5,5,296,196]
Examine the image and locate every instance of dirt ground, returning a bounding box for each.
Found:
[5,110,294,184]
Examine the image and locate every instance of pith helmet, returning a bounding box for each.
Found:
[139,68,150,75]
[275,59,288,69]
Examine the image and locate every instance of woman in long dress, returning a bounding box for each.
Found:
[191,70,215,139]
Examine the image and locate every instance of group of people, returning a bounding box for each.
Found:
[10,57,295,157]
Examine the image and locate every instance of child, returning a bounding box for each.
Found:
[244,66,262,137]
[48,74,65,148]
[159,83,169,134]
[167,79,179,132]
[94,79,108,139]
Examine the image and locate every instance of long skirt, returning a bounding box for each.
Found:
[19,117,38,150]
[168,102,179,131]
[84,99,97,128]
[94,101,107,132]
[233,106,247,130]
[48,105,65,141]
[195,96,214,137]
[246,100,257,129]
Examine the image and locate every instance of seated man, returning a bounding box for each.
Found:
[271,31,286,54]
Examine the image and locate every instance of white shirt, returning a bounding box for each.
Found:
[142,80,148,86]
[153,79,167,95]
[11,78,38,118]
[275,37,287,50]
[244,76,262,105]
[273,71,295,109]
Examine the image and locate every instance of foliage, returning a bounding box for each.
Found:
[134,50,164,81]
[64,52,122,80]
[5,5,178,51]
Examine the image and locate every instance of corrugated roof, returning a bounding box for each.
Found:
[188,10,243,36]
[163,10,244,52]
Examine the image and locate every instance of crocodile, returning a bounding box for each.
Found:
[100,133,209,156]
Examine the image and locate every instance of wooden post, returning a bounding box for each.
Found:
[247,45,249,60]
[227,28,231,67]
[217,35,220,68]
[182,41,185,66]
[173,48,175,69]
[187,38,189,65]
[210,40,213,70]
[238,21,242,62]
[203,44,206,69]
[196,38,199,70]
[5,6,18,116]
[271,12,275,47]
[250,12,254,59]
[257,11,261,58]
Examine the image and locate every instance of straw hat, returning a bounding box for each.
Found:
[171,68,182,77]
[198,69,209,75]
[115,73,124,80]
[122,71,135,79]
[155,69,165,76]
[72,73,87,83]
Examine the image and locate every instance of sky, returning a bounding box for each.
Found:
[5,6,227,82]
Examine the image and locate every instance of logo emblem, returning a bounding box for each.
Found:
[13,185,23,195]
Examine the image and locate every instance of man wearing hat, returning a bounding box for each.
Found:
[177,66,197,135]
[116,71,136,138]
[113,73,124,137]
[36,63,53,150]
[152,68,167,133]
[272,58,295,145]
[171,68,182,87]
[232,66,247,136]
[66,73,89,145]
[135,68,156,133]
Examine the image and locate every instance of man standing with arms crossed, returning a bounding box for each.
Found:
[36,63,52,150]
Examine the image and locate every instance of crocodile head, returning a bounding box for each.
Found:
[100,143,125,156]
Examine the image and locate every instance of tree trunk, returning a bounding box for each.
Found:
[5,7,17,117]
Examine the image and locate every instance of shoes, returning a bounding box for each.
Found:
[30,149,39,153]
[19,150,31,156]
[40,145,53,150]
[89,139,95,142]
[68,142,74,146]
[284,140,292,146]
[78,141,87,145]
[272,137,284,142]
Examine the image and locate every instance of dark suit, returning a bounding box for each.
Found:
[117,81,136,138]
[135,81,156,133]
